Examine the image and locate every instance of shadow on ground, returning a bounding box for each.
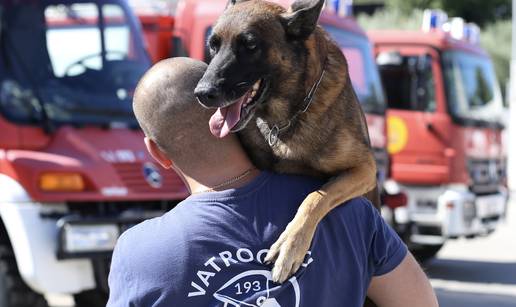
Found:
[424,258,516,285]
[424,258,516,307]
[435,288,516,307]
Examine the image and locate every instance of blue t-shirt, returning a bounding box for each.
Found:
[107,171,407,307]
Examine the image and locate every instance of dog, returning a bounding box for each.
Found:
[195,0,379,284]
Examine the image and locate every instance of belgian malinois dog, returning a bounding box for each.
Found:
[195,0,379,284]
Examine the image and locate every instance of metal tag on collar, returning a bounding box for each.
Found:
[268,125,280,146]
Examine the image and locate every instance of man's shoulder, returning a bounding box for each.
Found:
[123,198,190,233]
[323,197,380,232]
[116,202,189,255]
[336,197,377,217]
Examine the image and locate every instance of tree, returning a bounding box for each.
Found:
[383,0,511,26]
[441,0,511,27]
[357,7,423,31]
[384,0,440,14]
[480,20,512,99]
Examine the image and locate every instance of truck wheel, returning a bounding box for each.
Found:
[413,244,443,263]
[0,242,48,307]
[74,289,108,307]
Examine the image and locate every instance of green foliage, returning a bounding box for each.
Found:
[384,0,440,14]
[440,0,511,27]
[383,0,511,26]
[357,7,423,31]
[480,20,512,92]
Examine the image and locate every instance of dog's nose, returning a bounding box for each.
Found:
[194,83,222,108]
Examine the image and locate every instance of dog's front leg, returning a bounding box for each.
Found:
[264,161,377,283]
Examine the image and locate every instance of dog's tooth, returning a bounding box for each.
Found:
[253,81,260,91]
[251,90,257,97]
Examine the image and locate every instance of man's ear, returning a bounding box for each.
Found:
[281,0,325,39]
[144,137,173,169]
[225,0,250,9]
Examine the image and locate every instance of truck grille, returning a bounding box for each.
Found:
[468,159,506,194]
[113,162,185,193]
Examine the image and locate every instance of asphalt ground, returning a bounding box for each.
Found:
[424,194,516,307]
[47,195,516,307]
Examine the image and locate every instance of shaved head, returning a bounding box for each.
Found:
[133,57,236,170]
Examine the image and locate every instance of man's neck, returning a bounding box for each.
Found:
[179,161,260,195]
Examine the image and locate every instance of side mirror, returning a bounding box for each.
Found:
[171,36,189,58]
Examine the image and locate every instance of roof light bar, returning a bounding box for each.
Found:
[326,0,353,16]
[449,17,465,40]
[465,23,481,45]
[422,9,481,45]
[422,9,448,32]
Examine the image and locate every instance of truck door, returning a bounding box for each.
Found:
[377,47,452,185]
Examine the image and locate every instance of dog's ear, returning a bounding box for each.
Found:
[225,0,251,9]
[281,0,325,39]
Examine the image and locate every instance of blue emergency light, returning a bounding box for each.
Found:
[329,0,353,17]
[465,23,480,44]
[422,9,448,32]
[422,9,480,45]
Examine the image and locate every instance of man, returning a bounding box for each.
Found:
[107,58,438,307]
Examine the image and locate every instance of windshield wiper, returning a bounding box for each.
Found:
[1,24,54,133]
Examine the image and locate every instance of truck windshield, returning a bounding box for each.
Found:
[442,51,504,126]
[323,25,386,114]
[377,54,436,113]
[0,1,149,127]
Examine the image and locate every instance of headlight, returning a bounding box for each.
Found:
[62,224,119,254]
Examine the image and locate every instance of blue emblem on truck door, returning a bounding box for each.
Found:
[143,162,163,188]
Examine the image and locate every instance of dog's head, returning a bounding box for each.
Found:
[194,0,325,138]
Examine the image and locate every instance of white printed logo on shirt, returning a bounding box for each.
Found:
[213,270,300,307]
[187,247,313,306]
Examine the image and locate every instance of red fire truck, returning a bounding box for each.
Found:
[0,1,186,306]
[370,10,508,259]
[132,0,407,218]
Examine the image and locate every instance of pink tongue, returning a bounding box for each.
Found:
[209,96,246,138]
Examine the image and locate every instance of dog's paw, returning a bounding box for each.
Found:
[264,223,314,283]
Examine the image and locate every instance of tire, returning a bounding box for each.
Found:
[412,244,444,263]
[74,289,108,307]
[0,237,48,307]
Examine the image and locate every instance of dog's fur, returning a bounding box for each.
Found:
[195,0,379,284]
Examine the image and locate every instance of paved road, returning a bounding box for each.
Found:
[424,195,516,307]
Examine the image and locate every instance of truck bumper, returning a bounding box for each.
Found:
[0,174,168,296]
[0,201,96,295]
[400,185,507,245]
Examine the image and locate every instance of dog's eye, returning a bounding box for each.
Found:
[209,35,221,53]
[238,33,259,52]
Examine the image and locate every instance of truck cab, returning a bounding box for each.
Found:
[133,0,398,209]
[370,10,507,258]
[0,1,186,306]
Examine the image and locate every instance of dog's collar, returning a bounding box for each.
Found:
[264,59,328,146]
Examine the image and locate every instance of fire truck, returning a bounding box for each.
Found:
[0,0,187,306]
[132,0,408,219]
[370,10,508,259]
